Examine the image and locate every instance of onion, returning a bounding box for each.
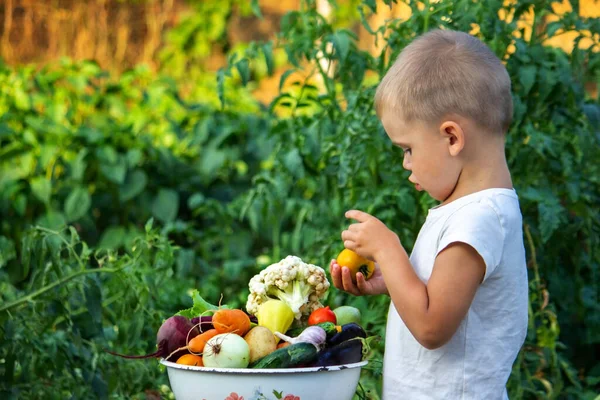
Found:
[202,333,250,368]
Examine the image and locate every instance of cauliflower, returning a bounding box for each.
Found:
[246,255,330,320]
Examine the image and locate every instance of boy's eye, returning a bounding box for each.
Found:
[403,148,412,155]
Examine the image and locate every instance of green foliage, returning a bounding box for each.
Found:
[0,0,598,399]
[0,222,178,399]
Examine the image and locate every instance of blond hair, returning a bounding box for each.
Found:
[375,29,513,134]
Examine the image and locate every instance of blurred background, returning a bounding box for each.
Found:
[1,1,597,92]
[0,1,598,399]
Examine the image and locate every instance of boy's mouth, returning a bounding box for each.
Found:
[408,177,423,191]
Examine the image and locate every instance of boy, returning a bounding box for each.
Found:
[330,29,528,399]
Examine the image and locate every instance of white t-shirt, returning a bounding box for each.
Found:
[382,188,528,399]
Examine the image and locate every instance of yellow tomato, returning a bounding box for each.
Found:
[336,249,375,282]
[176,353,203,366]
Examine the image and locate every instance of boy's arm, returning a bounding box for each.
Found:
[376,241,484,350]
[342,209,485,350]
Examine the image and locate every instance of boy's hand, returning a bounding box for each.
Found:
[342,209,401,262]
[329,259,388,296]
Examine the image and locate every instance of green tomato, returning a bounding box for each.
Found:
[333,306,362,326]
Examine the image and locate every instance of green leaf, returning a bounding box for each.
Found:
[283,148,304,179]
[364,0,377,12]
[176,248,195,278]
[35,211,66,230]
[98,226,126,249]
[538,197,565,243]
[123,226,144,251]
[262,42,274,75]
[78,127,103,143]
[188,193,206,209]
[546,21,563,38]
[0,236,16,269]
[85,279,103,326]
[359,7,376,35]
[217,67,229,109]
[519,65,537,95]
[126,148,143,168]
[251,0,263,19]
[64,187,91,222]
[0,142,31,164]
[397,189,417,217]
[21,231,34,272]
[97,146,118,164]
[236,59,251,86]
[119,170,148,202]
[145,218,154,233]
[152,189,179,223]
[279,69,296,91]
[30,177,52,204]
[90,373,108,400]
[330,31,351,62]
[14,194,27,216]
[582,103,600,132]
[100,159,127,184]
[199,150,227,179]
[176,289,228,318]
[71,149,88,181]
[14,87,31,110]
[68,226,80,246]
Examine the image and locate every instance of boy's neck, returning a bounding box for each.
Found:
[442,138,512,205]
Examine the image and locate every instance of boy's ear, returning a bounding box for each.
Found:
[439,120,465,156]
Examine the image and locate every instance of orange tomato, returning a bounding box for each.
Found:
[336,249,375,283]
[176,353,203,366]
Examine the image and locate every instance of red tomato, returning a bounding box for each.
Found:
[308,306,337,325]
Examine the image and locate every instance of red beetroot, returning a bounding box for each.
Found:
[105,315,200,361]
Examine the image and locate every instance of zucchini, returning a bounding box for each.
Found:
[285,322,338,338]
[250,342,318,369]
[315,322,339,338]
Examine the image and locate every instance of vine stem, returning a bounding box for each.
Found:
[423,0,431,32]
[35,226,86,269]
[0,264,130,314]
[524,223,541,289]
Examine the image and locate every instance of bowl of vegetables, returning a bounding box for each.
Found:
[106,255,374,400]
[161,359,368,400]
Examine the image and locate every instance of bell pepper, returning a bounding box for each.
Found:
[257,299,295,343]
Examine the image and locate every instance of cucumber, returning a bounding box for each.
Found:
[316,322,340,338]
[250,342,318,369]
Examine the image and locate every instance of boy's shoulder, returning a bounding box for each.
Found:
[422,188,524,280]
[431,188,521,224]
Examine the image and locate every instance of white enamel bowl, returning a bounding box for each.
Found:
[160,359,368,400]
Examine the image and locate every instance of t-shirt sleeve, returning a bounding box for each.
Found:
[436,202,505,282]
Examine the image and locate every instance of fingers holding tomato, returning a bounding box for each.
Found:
[336,249,375,283]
